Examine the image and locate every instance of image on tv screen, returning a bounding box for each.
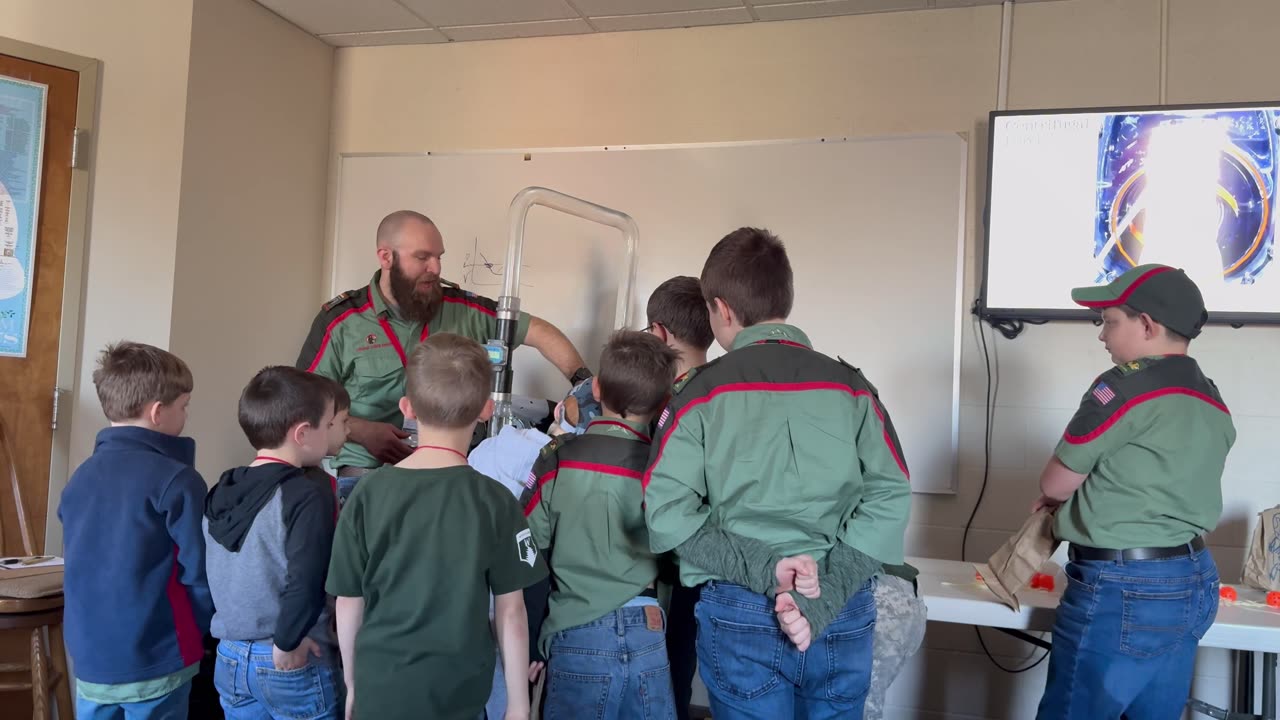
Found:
[984,105,1280,319]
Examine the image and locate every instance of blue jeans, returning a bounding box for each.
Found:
[543,606,676,720]
[695,580,877,720]
[1036,547,1220,720]
[213,639,344,720]
[76,681,191,720]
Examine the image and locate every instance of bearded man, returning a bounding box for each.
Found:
[297,210,589,490]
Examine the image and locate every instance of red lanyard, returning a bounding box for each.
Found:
[377,317,431,367]
[413,445,468,462]
[253,455,296,467]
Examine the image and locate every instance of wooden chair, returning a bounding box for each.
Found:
[0,414,72,720]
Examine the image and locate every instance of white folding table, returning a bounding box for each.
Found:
[910,556,1280,719]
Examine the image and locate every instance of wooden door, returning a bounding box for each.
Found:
[0,52,78,720]
[0,54,77,556]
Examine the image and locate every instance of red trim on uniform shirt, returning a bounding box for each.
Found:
[1062,386,1231,445]
[166,545,204,667]
[643,381,910,490]
[378,316,410,367]
[589,420,651,443]
[306,291,374,372]
[754,339,810,349]
[524,469,558,516]
[444,295,497,317]
[1074,266,1173,308]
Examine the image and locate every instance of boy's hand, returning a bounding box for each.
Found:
[1031,495,1061,514]
[528,661,545,683]
[272,637,322,671]
[774,592,813,651]
[345,691,355,720]
[775,555,820,598]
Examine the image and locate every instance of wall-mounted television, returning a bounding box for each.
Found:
[980,102,1280,325]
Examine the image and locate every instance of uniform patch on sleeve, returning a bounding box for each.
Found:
[657,406,671,430]
[524,470,537,489]
[1092,382,1117,405]
[322,289,358,311]
[516,528,537,567]
[671,367,698,395]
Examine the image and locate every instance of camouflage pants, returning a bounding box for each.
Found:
[866,575,928,720]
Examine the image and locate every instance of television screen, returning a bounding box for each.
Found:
[982,103,1280,323]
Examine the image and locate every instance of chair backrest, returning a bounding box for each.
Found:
[0,413,36,556]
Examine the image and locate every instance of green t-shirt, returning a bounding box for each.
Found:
[1053,355,1235,550]
[644,323,912,586]
[519,418,658,656]
[326,465,547,720]
[297,272,532,470]
[76,663,199,704]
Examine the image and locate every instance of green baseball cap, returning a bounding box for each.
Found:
[1071,264,1207,339]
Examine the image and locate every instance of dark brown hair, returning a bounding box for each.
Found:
[646,276,713,351]
[1115,304,1191,343]
[700,227,794,326]
[598,331,679,417]
[238,367,338,450]
[92,341,194,422]
[405,333,490,429]
[329,380,351,413]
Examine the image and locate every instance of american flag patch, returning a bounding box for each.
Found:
[658,407,670,428]
[524,471,537,489]
[1092,382,1117,405]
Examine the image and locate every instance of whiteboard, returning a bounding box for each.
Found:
[333,136,966,494]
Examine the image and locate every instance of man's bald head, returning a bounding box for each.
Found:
[377,210,435,249]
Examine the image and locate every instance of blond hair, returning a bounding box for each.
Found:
[405,333,490,429]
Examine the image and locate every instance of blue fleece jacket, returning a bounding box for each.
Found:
[58,426,214,684]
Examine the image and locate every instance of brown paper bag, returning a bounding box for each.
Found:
[1242,505,1280,592]
[974,509,1060,611]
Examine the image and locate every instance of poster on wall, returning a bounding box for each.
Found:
[0,75,47,358]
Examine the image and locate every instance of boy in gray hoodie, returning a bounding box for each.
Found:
[203,366,342,720]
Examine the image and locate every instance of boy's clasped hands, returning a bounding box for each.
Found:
[773,554,821,651]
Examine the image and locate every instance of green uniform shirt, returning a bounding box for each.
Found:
[518,418,657,656]
[643,323,912,587]
[326,465,547,720]
[1053,354,1235,550]
[297,272,532,469]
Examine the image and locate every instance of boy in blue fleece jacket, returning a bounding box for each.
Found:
[59,341,213,720]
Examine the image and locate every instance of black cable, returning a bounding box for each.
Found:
[965,313,1052,673]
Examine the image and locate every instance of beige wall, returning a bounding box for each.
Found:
[169,0,334,482]
[332,1,1280,715]
[0,0,196,550]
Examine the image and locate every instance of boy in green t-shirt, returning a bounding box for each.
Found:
[1033,264,1234,720]
[327,333,548,720]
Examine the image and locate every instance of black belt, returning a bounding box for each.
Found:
[638,587,658,599]
[1069,535,1206,563]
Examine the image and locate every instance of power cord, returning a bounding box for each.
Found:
[965,302,1052,673]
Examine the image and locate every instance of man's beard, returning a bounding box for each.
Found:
[389,253,443,323]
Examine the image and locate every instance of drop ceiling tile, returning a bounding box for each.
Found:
[319,28,450,46]
[754,0,928,21]
[254,0,427,35]
[575,0,743,16]
[442,18,594,42]
[930,0,1004,7]
[591,7,753,31]
[400,0,578,27]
